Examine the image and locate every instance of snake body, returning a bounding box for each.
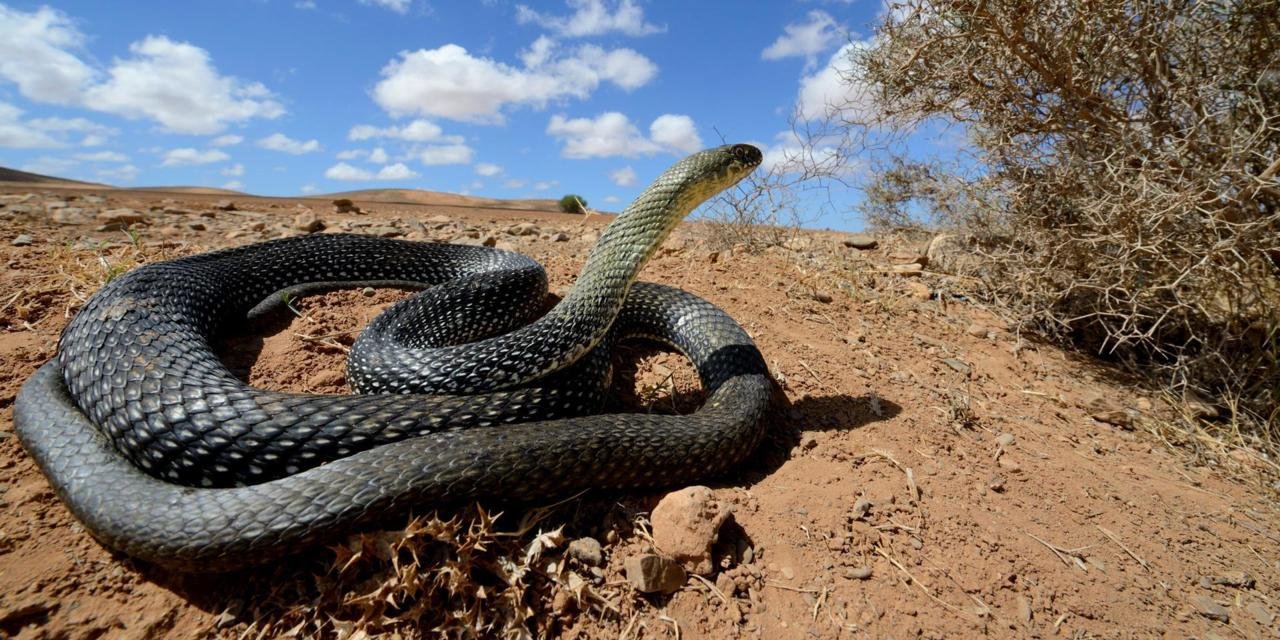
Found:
[13,144,770,569]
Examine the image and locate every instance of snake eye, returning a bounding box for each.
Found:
[730,144,762,165]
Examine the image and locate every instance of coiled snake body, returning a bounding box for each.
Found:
[14,144,770,570]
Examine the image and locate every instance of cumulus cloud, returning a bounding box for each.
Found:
[503,178,526,189]
[368,147,389,164]
[474,162,502,176]
[223,179,244,190]
[516,0,664,37]
[608,165,636,186]
[210,134,243,146]
[324,161,419,181]
[546,112,700,158]
[373,40,656,123]
[73,150,128,162]
[360,0,411,13]
[796,41,876,122]
[533,180,557,191]
[376,162,417,179]
[257,133,321,155]
[85,36,284,134]
[336,149,365,160]
[0,8,283,134]
[221,163,245,176]
[0,102,117,148]
[161,147,230,166]
[648,114,702,154]
[96,164,138,182]
[348,119,454,142]
[762,11,841,66]
[325,162,373,181]
[0,5,95,104]
[415,143,474,165]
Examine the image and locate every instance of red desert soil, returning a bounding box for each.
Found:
[0,186,1276,638]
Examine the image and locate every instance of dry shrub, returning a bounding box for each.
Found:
[847,0,1280,447]
[240,504,610,639]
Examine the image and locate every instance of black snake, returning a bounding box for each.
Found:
[13,144,771,570]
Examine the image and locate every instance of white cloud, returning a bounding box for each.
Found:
[21,156,78,175]
[336,149,365,160]
[221,163,245,176]
[797,41,876,122]
[73,150,128,162]
[503,178,526,189]
[360,0,411,13]
[603,195,620,203]
[210,134,243,146]
[516,0,663,37]
[368,147,389,164]
[300,183,318,193]
[415,143,473,165]
[348,119,453,142]
[376,162,417,179]
[0,8,281,134]
[0,103,118,148]
[258,133,321,154]
[324,161,419,181]
[295,1,317,9]
[762,11,841,66]
[648,114,702,154]
[84,36,284,134]
[546,112,700,158]
[372,40,656,123]
[608,165,636,186]
[0,103,60,148]
[223,179,244,190]
[0,6,95,104]
[533,180,556,191]
[325,162,373,181]
[161,147,230,166]
[96,164,138,182]
[474,162,502,176]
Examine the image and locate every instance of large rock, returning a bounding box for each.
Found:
[294,210,325,233]
[843,233,877,250]
[97,208,145,225]
[650,486,731,575]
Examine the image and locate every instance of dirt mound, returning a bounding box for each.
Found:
[0,186,1275,638]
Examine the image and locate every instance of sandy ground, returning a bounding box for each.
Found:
[0,186,1276,639]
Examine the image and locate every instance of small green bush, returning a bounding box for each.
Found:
[558,194,587,214]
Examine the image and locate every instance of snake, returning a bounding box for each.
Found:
[13,143,771,570]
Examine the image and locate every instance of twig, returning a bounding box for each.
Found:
[765,582,820,594]
[1026,532,1090,571]
[1095,525,1149,571]
[874,546,972,618]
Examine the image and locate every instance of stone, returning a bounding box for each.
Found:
[294,210,325,233]
[842,233,877,250]
[567,537,604,567]
[425,214,452,225]
[332,198,361,214]
[905,281,931,300]
[97,208,145,225]
[509,222,540,236]
[1191,595,1230,622]
[454,235,497,247]
[846,566,873,580]
[49,207,88,225]
[650,486,731,575]
[550,231,570,242]
[966,323,992,338]
[888,250,927,265]
[624,554,686,594]
[942,358,971,374]
[893,263,924,276]
[851,498,873,520]
[11,234,34,246]
[812,291,834,303]
[1016,595,1033,624]
[188,222,207,231]
[996,433,1016,447]
[213,199,237,211]
[1092,410,1135,430]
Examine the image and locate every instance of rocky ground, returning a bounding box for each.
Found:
[0,186,1276,639]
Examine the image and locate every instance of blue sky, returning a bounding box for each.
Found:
[0,1,894,229]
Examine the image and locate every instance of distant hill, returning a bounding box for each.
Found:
[317,188,561,213]
[0,166,104,186]
[140,186,246,195]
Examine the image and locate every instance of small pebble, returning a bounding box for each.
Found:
[361,287,376,297]
[846,566,872,580]
[780,566,795,580]
[996,433,1016,447]
[11,234,34,246]
[1192,595,1230,622]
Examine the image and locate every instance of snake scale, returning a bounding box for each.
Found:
[13,144,771,570]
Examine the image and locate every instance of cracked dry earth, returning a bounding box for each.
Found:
[0,186,1277,639]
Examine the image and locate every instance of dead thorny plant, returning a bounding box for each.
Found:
[237,502,621,640]
[843,0,1280,473]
